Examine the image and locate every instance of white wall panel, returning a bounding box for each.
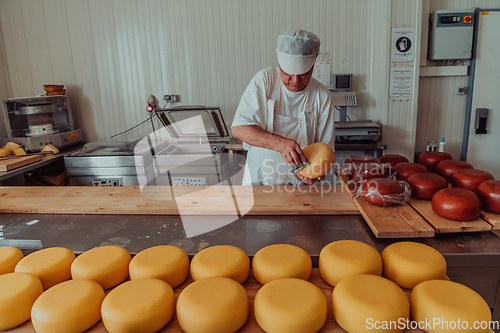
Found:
[417,0,500,159]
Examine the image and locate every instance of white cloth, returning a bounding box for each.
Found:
[232,67,335,185]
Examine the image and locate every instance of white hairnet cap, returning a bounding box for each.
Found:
[276,29,320,75]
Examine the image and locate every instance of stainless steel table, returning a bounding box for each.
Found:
[1,213,499,324]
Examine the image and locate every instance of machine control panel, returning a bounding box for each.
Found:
[92,178,123,186]
[332,92,357,107]
[172,177,206,186]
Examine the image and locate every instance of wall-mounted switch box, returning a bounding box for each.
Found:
[457,86,467,95]
[474,108,489,134]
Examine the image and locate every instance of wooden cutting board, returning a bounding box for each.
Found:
[0,155,42,171]
[7,269,426,333]
[481,210,500,230]
[408,198,492,233]
[0,185,359,216]
[336,169,435,238]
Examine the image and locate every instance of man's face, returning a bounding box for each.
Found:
[279,66,313,92]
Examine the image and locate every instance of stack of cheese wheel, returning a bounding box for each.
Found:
[477,180,500,214]
[407,173,448,200]
[382,242,447,289]
[432,188,482,221]
[177,276,248,333]
[0,272,43,331]
[360,178,407,206]
[393,162,428,181]
[411,280,491,333]
[451,169,494,193]
[252,244,311,285]
[254,278,327,333]
[418,151,452,172]
[190,245,250,284]
[332,274,409,333]
[71,245,131,289]
[319,240,382,287]
[436,159,474,182]
[102,278,175,333]
[129,245,189,288]
[0,247,24,275]
[298,142,336,179]
[15,247,75,289]
[31,279,105,333]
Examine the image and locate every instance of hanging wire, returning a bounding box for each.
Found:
[110,113,155,138]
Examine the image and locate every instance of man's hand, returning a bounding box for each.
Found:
[296,173,325,185]
[278,138,307,167]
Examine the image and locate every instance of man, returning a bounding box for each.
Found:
[232,29,335,186]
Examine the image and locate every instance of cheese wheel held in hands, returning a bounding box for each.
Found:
[299,142,335,179]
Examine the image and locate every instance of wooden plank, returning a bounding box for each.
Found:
[6,269,433,333]
[481,210,500,230]
[0,186,359,216]
[353,198,435,238]
[336,167,435,238]
[0,155,42,171]
[408,198,492,233]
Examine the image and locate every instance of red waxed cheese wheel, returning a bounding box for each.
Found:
[350,163,385,182]
[477,180,500,214]
[431,188,482,221]
[407,173,448,200]
[393,163,428,181]
[345,155,378,165]
[436,160,474,182]
[378,154,409,167]
[361,178,405,207]
[451,169,494,193]
[418,152,452,172]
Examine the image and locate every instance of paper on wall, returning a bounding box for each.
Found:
[312,52,331,87]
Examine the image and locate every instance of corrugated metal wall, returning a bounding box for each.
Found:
[0,0,398,148]
[417,0,500,159]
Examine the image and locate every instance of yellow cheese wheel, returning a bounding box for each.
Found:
[0,247,24,275]
[176,276,248,333]
[15,247,75,289]
[254,278,327,333]
[299,142,336,179]
[382,241,447,289]
[0,148,11,156]
[411,280,491,333]
[252,244,311,285]
[190,245,250,284]
[0,272,43,331]
[319,240,382,287]
[332,274,409,333]
[102,278,175,333]
[31,279,105,333]
[129,245,189,288]
[12,147,26,155]
[71,246,131,289]
[3,142,21,151]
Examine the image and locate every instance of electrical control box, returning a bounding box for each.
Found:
[428,10,474,60]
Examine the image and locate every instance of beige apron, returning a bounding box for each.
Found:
[242,70,318,185]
